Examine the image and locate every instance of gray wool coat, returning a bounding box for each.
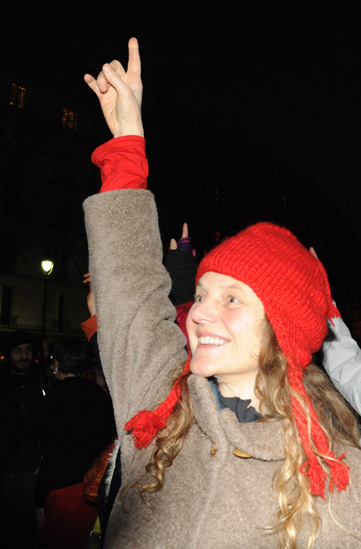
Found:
[84,189,361,548]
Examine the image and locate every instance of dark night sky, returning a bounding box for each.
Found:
[2,1,361,233]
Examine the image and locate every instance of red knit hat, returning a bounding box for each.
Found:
[196,222,337,368]
[126,222,348,498]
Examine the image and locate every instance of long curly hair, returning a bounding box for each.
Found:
[121,318,360,548]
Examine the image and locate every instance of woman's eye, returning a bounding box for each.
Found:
[194,294,204,303]
[228,295,239,304]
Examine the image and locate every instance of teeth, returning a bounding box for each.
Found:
[198,336,226,346]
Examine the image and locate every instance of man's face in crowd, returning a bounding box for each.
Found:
[10,343,33,374]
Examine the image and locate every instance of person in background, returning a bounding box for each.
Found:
[81,273,109,393]
[308,246,361,417]
[0,330,46,548]
[322,317,361,415]
[81,275,118,539]
[34,338,116,549]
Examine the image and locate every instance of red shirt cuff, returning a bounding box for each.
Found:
[81,315,98,340]
[92,136,148,192]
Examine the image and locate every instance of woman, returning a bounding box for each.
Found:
[83,39,361,548]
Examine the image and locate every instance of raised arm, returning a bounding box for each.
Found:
[166,222,197,306]
[83,39,187,444]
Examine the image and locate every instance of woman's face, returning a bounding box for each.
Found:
[186,272,265,394]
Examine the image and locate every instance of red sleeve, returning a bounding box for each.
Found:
[81,315,98,341]
[92,136,148,192]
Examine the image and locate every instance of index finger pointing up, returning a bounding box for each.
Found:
[127,37,141,75]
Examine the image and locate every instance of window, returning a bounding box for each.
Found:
[10,83,26,109]
[62,107,78,131]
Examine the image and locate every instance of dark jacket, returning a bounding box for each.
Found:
[34,376,116,507]
[0,363,46,472]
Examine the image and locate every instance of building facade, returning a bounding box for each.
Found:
[0,65,107,345]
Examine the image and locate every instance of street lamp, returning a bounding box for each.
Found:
[41,259,54,338]
[41,260,54,276]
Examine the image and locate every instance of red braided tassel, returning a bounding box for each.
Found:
[125,410,168,449]
[288,365,350,498]
[300,458,327,498]
[125,357,191,449]
[327,454,350,492]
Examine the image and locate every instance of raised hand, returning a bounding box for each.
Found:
[83,273,96,317]
[84,37,143,138]
[170,223,189,249]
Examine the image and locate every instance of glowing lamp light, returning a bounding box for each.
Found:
[41,260,54,276]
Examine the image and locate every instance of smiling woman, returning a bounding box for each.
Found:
[83,38,361,549]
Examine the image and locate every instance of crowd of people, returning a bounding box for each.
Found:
[0,303,116,548]
[2,36,361,548]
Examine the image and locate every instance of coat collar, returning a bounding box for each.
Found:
[188,374,286,461]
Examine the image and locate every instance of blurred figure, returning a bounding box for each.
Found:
[34,338,116,549]
[0,330,46,548]
[81,273,109,393]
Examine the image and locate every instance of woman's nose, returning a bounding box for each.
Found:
[190,299,218,324]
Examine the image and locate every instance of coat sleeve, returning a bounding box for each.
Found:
[83,189,188,443]
[322,314,361,415]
